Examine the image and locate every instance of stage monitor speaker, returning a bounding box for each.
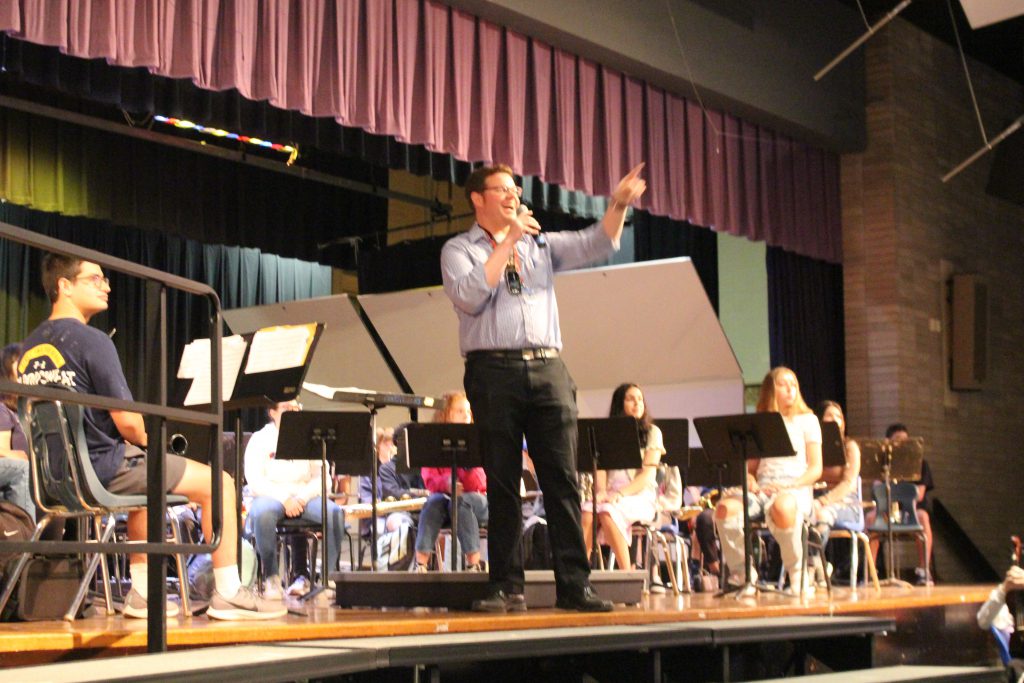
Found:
[949,274,987,391]
[986,124,1024,206]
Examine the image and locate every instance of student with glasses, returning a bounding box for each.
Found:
[440,162,646,613]
[18,254,287,621]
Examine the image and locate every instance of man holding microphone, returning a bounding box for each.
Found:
[441,162,646,612]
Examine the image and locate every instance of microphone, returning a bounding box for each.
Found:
[518,202,546,248]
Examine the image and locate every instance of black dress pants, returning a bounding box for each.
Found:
[464,355,590,597]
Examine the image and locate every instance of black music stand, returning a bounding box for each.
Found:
[395,423,481,571]
[576,417,643,568]
[820,421,846,469]
[277,411,372,600]
[858,436,924,587]
[693,413,795,598]
[171,323,324,575]
[656,419,690,471]
[682,446,746,589]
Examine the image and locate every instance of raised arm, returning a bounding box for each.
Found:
[601,163,647,242]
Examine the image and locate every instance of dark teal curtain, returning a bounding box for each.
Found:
[766,246,846,408]
[0,203,331,404]
[632,211,719,313]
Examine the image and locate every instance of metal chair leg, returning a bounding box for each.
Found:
[66,515,116,620]
[652,531,680,595]
[168,519,191,617]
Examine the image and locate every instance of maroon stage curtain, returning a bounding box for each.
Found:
[1,0,842,263]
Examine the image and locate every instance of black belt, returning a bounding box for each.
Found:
[466,348,560,361]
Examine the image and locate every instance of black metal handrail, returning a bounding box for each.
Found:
[0,220,224,650]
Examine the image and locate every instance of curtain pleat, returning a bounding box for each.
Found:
[1,0,841,262]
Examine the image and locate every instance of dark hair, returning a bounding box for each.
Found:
[464,164,515,203]
[1,342,21,410]
[41,253,83,303]
[885,423,908,439]
[608,382,652,448]
[817,400,848,440]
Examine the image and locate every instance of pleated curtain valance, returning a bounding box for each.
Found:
[1,0,842,263]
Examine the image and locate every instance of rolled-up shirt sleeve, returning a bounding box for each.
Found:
[441,238,495,316]
[548,223,618,272]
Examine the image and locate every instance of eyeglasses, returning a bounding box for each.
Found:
[73,274,110,289]
[483,185,523,197]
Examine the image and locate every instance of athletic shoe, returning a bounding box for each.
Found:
[285,575,310,596]
[262,575,284,600]
[207,585,288,620]
[412,562,429,573]
[122,588,179,619]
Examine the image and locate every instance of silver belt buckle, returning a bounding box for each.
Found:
[522,349,537,361]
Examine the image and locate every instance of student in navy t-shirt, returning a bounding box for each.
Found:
[18,253,286,621]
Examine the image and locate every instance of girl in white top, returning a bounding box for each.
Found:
[714,367,823,595]
[581,383,665,570]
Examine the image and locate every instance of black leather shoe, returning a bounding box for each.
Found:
[555,585,613,612]
[471,590,527,613]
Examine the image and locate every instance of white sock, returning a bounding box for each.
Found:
[213,566,242,599]
[131,563,148,600]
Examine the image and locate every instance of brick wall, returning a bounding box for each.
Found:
[842,20,1024,580]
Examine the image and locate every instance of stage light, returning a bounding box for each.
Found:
[151,115,296,155]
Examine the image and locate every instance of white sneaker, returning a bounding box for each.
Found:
[285,575,310,596]
[262,575,284,601]
[785,569,815,597]
[207,586,288,621]
[122,588,179,619]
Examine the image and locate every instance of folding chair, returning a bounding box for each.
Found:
[0,399,191,620]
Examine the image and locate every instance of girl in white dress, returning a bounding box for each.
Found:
[714,367,823,595]
[582,383,665,570]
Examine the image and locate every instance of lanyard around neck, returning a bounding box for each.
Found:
[480,227,520,272]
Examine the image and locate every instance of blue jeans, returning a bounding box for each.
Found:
[414,491,488,556]
[247,496,345,578]
[0,457,34,520]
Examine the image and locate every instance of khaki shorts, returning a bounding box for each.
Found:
[106,445,188,495]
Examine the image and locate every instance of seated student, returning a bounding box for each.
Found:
[18,254,285,619]
[357,428,419,565]
[714,367,822,596]
[244,400,347,598]
[977,564,1024,682]
[1,343,33,518]
[581,383,665,570]
[412,391,488,572]
[866,422,935,585]
[811,400,862,581]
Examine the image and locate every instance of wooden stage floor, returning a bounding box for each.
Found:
[0,582,995,669]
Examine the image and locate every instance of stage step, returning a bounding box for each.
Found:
[330,568,646,609]
[0,616,896,682]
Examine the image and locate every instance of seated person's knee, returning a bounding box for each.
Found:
[769,493,797,528]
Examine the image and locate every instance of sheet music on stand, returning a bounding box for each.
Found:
[174,323,323,408]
